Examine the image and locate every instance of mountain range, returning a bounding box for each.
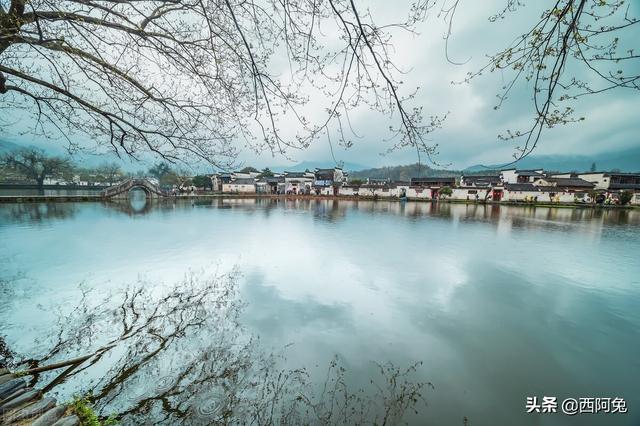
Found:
[463,146,640,173]
[271,160,370,173]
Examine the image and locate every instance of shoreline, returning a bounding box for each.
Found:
[0,193,636,209]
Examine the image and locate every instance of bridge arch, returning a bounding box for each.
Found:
[102,178,169,199]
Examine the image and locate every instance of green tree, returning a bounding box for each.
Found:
[439,186,453,199]
[259,168,274,177]
[148,162,171,181]
[349,179,364,186]
[192,175,212,189]
[240,166,259,174]
[1,148,70,194]
[160,171,181,188]
[619,191,633,206]
[590,162,596,172]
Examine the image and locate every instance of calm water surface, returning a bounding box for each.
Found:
[1,198,639,425]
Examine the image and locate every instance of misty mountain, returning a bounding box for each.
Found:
[272,160,370,173]
[464,147,640,173]
[0,139,23,154]
[348,163,471,181]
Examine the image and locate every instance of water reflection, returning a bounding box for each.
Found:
[0,202,77,225]
[5,271,427,425]
[128,188,148,213]
[1,200,639,425]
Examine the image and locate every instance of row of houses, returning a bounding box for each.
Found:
[211,168,640,205]
[214,168,346,195]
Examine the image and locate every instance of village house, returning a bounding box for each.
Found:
[500,169,545,184]
[209,173,233,191]
[338,184,360,196]
[576,172,640,204]
[577,172,640,191]
[356,181,408,198]
[256,176,285,194]
[459,174,502,188]
[456,174,503,201]
[284,171,314,194]
[313,167,345,195]
[532,177,595,192]
[502,183,541,202]
[221,178,256,193]
[409,177,456,199]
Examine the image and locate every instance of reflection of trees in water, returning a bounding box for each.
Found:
[0,202,77,224]
[15,271,427,424]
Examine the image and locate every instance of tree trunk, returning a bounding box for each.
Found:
[36,177,45,195]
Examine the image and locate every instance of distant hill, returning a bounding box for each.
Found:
[465,147,640,173]
[272,160,370,173]
[0,139,23,154]
[347,163,499,181]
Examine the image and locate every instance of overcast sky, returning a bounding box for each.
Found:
[2,1,639,170]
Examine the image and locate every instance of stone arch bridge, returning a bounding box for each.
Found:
[102,178,169,199]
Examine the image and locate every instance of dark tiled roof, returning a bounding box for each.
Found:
[541,177,595,188]
[515,170,544,177]
[285,172,311,178]
[315,171,334,180]
[462,175,501,186]
[410,177,456,185]
[229,178,256,185]
[609,183,640,190]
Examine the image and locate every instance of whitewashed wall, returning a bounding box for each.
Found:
[222,183,256,193]
[451,188,490,200]
[339,186,359,196]
[406,187,432,199]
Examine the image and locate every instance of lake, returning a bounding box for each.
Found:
[1,197,639,425]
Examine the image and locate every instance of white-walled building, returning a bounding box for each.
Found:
[313,168,345,195]
[284,171,314,194]
[500,169,545,184]
[532,177,594,192]
[222,178,256,193]
[577,172,640,191]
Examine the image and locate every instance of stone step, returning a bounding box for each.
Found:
[0,374,17,387]
[3,397,57,423]
[51,415,80,426]
[31,405,67,426]
[0,389,41,413]
[0,378,26,401]
[0,387,33,406]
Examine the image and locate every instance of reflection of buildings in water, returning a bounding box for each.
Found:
[0,202,77,224]
[310,199,348,223]
[490,206,640,240]
[93,196,640,232]
[402,201,452,219]
[222,197,259,207]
